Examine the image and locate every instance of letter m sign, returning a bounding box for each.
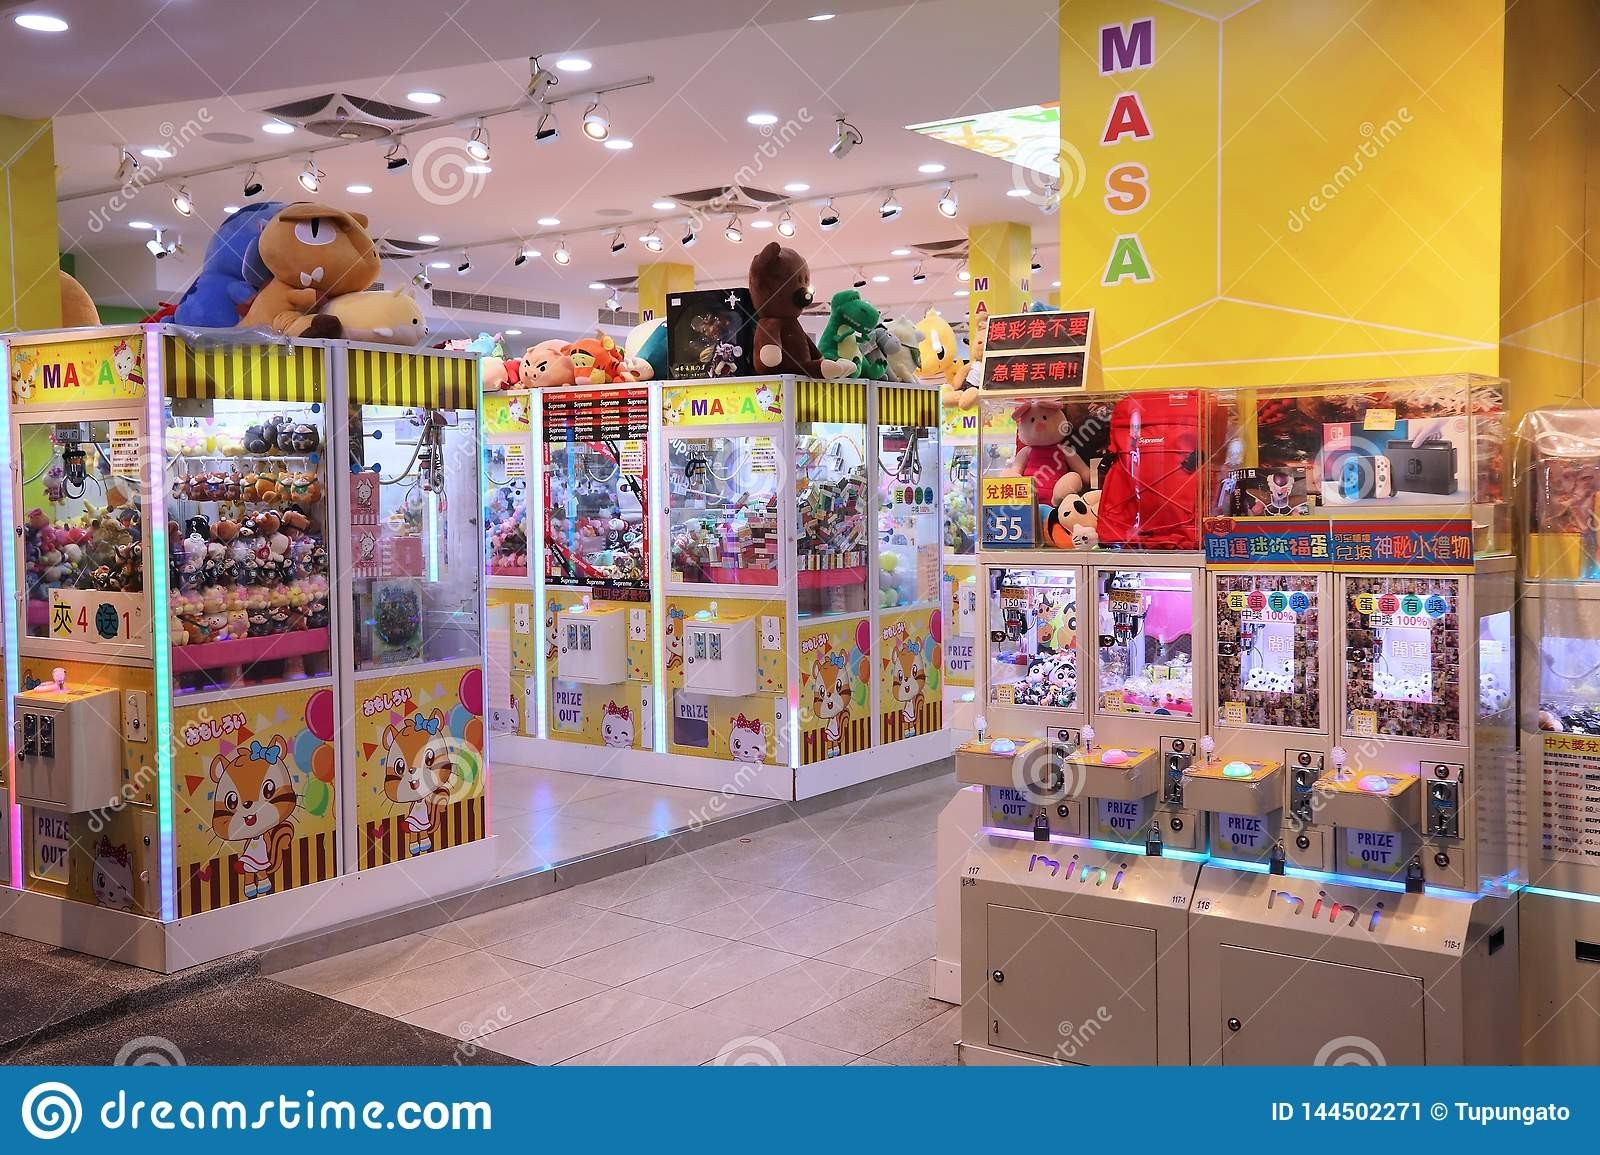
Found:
[1100,19,1153,75]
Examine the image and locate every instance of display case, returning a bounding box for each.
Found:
[0,326,494,971]
[480,388,535,737]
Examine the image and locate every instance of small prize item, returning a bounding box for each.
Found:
[666,288,756,380]
[374,583,422,647]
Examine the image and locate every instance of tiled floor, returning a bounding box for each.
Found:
[274,768,960,1065]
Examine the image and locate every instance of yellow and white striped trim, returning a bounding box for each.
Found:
[345,347,477,410]
[795,379,866,423]
[163,336,325,402]
[879,385,939,428]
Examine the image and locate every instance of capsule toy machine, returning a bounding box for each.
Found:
[481,387,535,738]
[1514,409,1600,1063]
[335,344,489,876]
[1188,374,1520,1066]
[952,361,1218,1064]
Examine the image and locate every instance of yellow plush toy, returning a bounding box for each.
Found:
[917,308,972,408]
[317,288,429,346]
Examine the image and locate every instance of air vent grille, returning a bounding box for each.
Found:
[430,289,561,320]
[599,307,641,328]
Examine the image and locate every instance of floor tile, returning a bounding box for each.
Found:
[697,959,883,1032]
[779,857,920,901]
[708,1031,855,1066]
[426,894,586,948]
[677,889,836,939]
[891,959,934,988]
[489,909,658,967]
[817,915,936,978]
[558,784,773,830]
[562,1007,759,1065]
[272,934,469,996]
[552,924,726,986]
[612,877,767,924]
[330,950,535,1017]
[400,970,606,1040]
[843,869,939,916]
[477,989,680,1065]
[815,820,937,866]
[623,940,802,1008]
[781,976,948,1056]
[692,840,850,888]
[493,816,650,874]
[561,856,711,910]
[747,902,899,957]
[489,767,632,812]
[865,1005,961,1066]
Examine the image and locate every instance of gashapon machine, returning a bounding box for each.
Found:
[1515,409,1600,1063]
[658,376,945,800]
[952,377,1216,1064]
[335,344,488,876]
[480,387,535,739]
[1187,375,1519,1065]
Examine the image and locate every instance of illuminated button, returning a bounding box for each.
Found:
[1358,774,1391,794]
[989,738,1017,755]
[1100,749,1129,765]
[1222,760,1253,779]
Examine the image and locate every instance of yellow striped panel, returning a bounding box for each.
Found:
[346,348,476,410]
[162,335,324,402]
[879,386,938,428]
[795,379,866,424]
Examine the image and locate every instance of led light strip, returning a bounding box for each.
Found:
[145,332,176,922]
[0,340,19,886]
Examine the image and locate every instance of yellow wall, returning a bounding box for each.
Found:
[637,262,694,323]
[0,116,60,331]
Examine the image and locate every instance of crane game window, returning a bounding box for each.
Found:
[1344,575,1461,742]
[1095,570,1195,717]
[543,388,650,592]
[987,568,1079,711]
[1214,574,1321,730]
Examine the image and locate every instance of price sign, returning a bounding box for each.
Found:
[49,589,147,644]
[504,443,527,479]
[109,419,141,476]
[980,477,1036,550]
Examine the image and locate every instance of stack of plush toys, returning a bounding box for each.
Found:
[24,495,143,599]
[485,478,528,575]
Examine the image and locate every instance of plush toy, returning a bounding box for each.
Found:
[240,203,379,338]
[59,271,100,327]
[318,288,429,345]
[622,318,671,381]
[916,308,968,404]
[172,201,283,328]
[882,317,924,383]
[820,290,881,377]
[1043,485,1101,549]
[518,339,576,389]
[565,332,625,384]
[748,243,853,379]
[1012,399,1093,509]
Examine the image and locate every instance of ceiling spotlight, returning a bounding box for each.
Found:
[1031,248,1043,272]
[747,112,779,127]
[413,265,433,290]
[783,182,810,193]
[808,12,836,21]
[652,199,677,211]
[145,228,167,257]
[937,184,959,218]
[526,55,558,102]
[640,225,664,253]
[871,274,890,283]
[609,229,626,254]
[852,271,867,289]
[553,238,572,265]
[457,250,472,274]
[819,199,840,230]
[535,109,559,143]
[1005,187,1031,198]
[384,142,410,172]
[879,190,902,220]
[829,116,863,160]
[777,210,796,238]
[127,220,153,230]
[514,243,531,267]
[681,221,699,247]
[1042,183,1061,214]
[466,121,491,162]
[582,102,611,142]
[417,233,440,244]
[242,166,264,197]
[346,183,373,195]
[605,290,622,311]
[587,281,606,290]
[297,158,323,193]
[556,57,592,73]
[603,138,633,151]
[115,149,139,181]
[172,186,194,216]
[911,264,927,284]
[957,263,970,281]
[140,146,174,160]
[918,163,946,175]
[723,214,743,243]
[890,248,912,257]
[750,218,773,230]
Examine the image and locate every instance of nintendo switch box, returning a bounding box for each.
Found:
[1321,416,1467,503]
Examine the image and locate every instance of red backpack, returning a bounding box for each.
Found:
[1096,391,1204,549]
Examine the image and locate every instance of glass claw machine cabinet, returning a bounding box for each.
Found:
[659,377,945,801]
[939,401,986,731]
[1515,409,1600,1063]
[954,376,1215,1065]
[481,388,535,739]
[1187,374,1519,1066]
[335,343,488,874]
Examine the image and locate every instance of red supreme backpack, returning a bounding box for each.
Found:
[1096,391,1205,549]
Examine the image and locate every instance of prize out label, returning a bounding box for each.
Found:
[1220,813,1267,853]
[1094,797,1147,839]
[1346,828,1401,869]
[987,786,1033,829]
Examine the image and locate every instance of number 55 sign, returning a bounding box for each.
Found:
[980,477,1037,550]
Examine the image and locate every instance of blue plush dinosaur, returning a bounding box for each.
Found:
[172,201,283,327]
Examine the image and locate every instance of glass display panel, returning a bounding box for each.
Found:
[483,445,528,578]
[165,400,330,693]
[987,567,1079,710]
[1478,610,1512,720]
[795,422,867,616]
[878,420,940,612]
[1094,569,1195,717]
[21,419,144,637]
[349,404,481,669]
[943,440,976,557]
[1343,575,1461,741]
[1213,573,1321,730]
[1519,409,1600,580]
[543,388,650,590]
[667,434,780,586]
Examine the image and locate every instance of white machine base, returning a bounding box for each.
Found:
[0,835,500,973]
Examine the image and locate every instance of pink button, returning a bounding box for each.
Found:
[1358,774,1390,794]
[1100,749,1129,765]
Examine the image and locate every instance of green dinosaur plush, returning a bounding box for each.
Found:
[819,289,885,379]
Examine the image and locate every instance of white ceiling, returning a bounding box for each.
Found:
[26,0,1062,342]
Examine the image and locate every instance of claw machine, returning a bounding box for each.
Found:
[481,387,535,738]
[335,343,488,873]
[939,402,981,731]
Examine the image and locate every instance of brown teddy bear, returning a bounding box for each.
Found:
[241,203,380,338]
[748,242,852,379]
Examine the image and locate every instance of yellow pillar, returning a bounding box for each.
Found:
[0,116,60,331]
[636,262,694,324]
[965,222,1032,350]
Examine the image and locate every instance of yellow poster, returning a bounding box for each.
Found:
[878,607,944,742]
[662,379,784,426]
[482,390,533,436]
[9,334,146,405]
[798,616,871,764]
[354,663,488,868]
[171,684,339,916]
[664,595,788,763]
[943,564,978,690]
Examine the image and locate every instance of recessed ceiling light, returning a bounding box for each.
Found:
[808,12,835,20]
[139,146,173,159]
[222,205,240,214]
[917,163,946,174]
[346,183,373,195]
[954,289,969,297]
[890,247,911,257]
[555,57,592,72]
[464,163,492,174]
[751,218,773,229]
[14,13,68,32]
[871,274,890,283]
[261,121,295,135]
[588,281,606,290]
[783,182,810,193]
[1051,280,1061,288]
[417,233,440,244]
[537,216,561,227]
[651,199,677,211]
[127,220,153,230]
[505,329,523,336]
[406,90,444,105]
[1005,187,1030,198]
[747,112,779,126]
[603,138,633,151]
[428,260,451,269]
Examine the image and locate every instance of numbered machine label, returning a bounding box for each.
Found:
[49,589,147,644]
[980,477,1037,550]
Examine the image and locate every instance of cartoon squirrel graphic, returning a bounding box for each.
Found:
[810,648,853,759]
[383,709,456,857]
[209,736,297,899]
[884,637,928,738]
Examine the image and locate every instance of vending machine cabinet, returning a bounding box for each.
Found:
[556,603,630,685]
[681,613,757,697]
[13,685,122,811]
